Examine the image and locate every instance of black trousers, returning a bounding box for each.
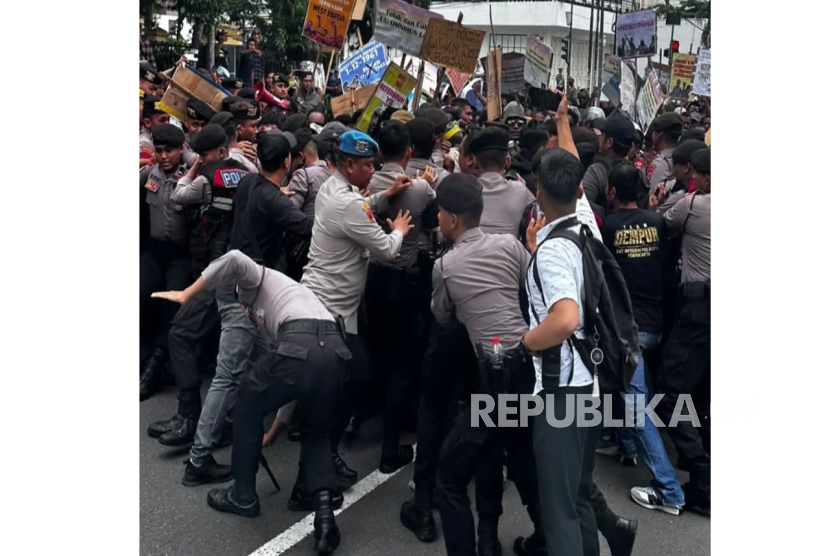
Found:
[231,322,350,501]
[139,240,191,354]
[365,263,423,454]
[533,385,601,556]
[167,289,220,416]
[656,282,711,491]
[330,331,372,452]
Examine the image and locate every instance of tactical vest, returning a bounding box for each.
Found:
[196,159,251,263]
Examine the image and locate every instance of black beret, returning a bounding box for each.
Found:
[140,62,163,85]
[673,140,707,165]
[222,77,244,90]
[208,111,234,130]
[436,173,483,216]
[282,114,309,134]
[151,124,186,148]
[469,126,509,154]
[690,148,710,176]
[186,98,214,122]
[273,72,289,86]
[229,101,261,121]
[406,118,435,146]
[191,124,228,154]
[594,114,636,148]
[221,95,245,112]
[414,107,450,131]
[238,87,256,100]
[292,127,314,155]
[571,126,600,148]
[142,96,164,119]
[259,131,295,168]
[680,127,706,143]
[650,112,683,134]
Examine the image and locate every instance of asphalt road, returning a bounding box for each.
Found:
[141,378,710,556]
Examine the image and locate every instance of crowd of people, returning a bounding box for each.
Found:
[139,49,711,556]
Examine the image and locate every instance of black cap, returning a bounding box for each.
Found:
[672,139,707,165]
[650,112,683,134]
[282,114,308,133]
[140,62,163,85]
[142,96,164,119]
[313,121,347,143]
[680,127,706,143]
[468,126,509,154]
[229,101,261,121]
[222,77,244,90]
[186,98,213,122]
[207,112,236,137]
[238,87,256,100]
[151,124,186,148]
[436,173,483,216]
[595,114,636,148]
[191,124,228,154]
[273,72,289,86]
[221,96,245,112]
[414,107,450,132]
[292,128,314,155]
[690,148,710,176]
[482,121,510,132]
[258,131,295,168]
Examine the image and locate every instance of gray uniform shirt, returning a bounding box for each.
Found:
[301,171,404,334]
[479,172,535,237]
[430,148,445,168]
[141,163,190,245]
[229,148,260,173]
[648,148,674,195]
[432,228,530,355]
[367,162,436,269]
[406,158,448,190]
[288,160,332,218]
[202,250,334,343]
[664,192,711,283]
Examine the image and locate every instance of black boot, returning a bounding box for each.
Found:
[604,517,638,556]
[206,486,260,518]
[140,348,168,401]
[148,414,184,438]
[159,415,197,446]
[182,455,232,487]
[312,490,341,554]
[477,516,502,556]
[681,482,710,517]
[379,444,414,474]
[400,500,437,542]
[513,505,547,556]
[332,452,358,491]
[289,479,344,512]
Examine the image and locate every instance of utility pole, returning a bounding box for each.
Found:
[587,0,595,89]
[565,4,574,86]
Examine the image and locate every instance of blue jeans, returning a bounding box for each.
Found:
[617,331,685,506]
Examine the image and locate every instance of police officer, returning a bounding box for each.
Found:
[428,173,545,556]
[221,76,244,96]
[140,61,163,97]
[301,130,415,484]
[414,107,451,168]
[365,121,438,473]
[646,112,683,195]
[152,249,349,554]
[469,126,535,237]
[405,118,449,188]
[139,124,192,400]
[140,96,170,167]
[207,111,259,174]
[180,98,214,167]
[582,113,638,216]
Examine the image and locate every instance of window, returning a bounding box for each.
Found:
[490,34,527,54]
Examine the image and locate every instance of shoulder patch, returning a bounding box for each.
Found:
[145,180,160,193]
[646,162,656,180]
[634,157,646,170]
[362,202,375,223]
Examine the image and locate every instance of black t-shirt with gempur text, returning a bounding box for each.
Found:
[601,208,666,334]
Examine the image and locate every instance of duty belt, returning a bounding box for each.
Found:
[278,319,341,336]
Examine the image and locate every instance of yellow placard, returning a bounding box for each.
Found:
[355,63,417,134]
[668,54,697,101]
[302,0,357,52]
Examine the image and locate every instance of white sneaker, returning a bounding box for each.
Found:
[630,486,682,516]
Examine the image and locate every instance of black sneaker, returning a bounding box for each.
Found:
[400,500,437,543]
[288,488,344,512]
[605,517,637,556]
[159,416,197,446]
[182,455,232,487]
[681,482,710,517]
[206,487,260,518]
[148,414,184,438]
[630,486,683,516]
[379,445,415,474]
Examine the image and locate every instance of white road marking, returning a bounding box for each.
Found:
[248,445,417,556]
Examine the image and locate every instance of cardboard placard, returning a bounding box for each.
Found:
[524,35,552,89]
[619,59,638,117]
[331,84,378,118]
[351,0,368,20]
[500,52,526,95]
[158,64,229,121]
[635,69,663,129]
[355,63,418,134]
[668,54,697,101]
[692,48,711,97]
[601,54,621,106]
[486,48,503,122]
[338,41,389,90]
[302,0,357,51]
[374,0,444,57]
[420,19,485,74]
[614,10,657,59]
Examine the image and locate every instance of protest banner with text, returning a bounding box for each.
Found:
[669,54,697,101]
[338,41,389,90]
[500,52,526,95]
[601,54,621,106]
[692,48,710,97]
[636,68,663,129]
[420,18,486,74]
[302,0,357,51]
[524,35,552,89]
[356,63,417,133]
[619,59,638,117]
[614,10,657,59]
[374,0,444,57]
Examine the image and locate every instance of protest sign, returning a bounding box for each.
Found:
[668,54,697,101]
[331,84,378,118]
[302,0,356,51]
[619,59,637,117]
[158,64,228,121]
[636,69,663,129]
[692,48,711,97]
[500,52,526,95]
[614,10,657,59]
[375,0,443,57]
[338,41,389,90]
[356,63,417,133]
[524,35,552,89]
[420,19,485,74]
[351,0,367,20]
[446,68,472,96]
[422,62,439,97]
[486,48,503,122]
[601,54,621,106]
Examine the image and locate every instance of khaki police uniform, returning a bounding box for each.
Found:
[647,148,675,195]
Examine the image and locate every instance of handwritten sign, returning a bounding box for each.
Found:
[692,48,710,97]
[420,19,485,74]
[668,54,697,101]
[486,48,503,122]
[636,69,663,129]
[302,0,356,51]
[338,41,389,90]
[524,35,552,89]
[619,59,637,117]
[331,84,378,118]
[356,63,417,134]
[500,52,526,95]
[375,0,444,57]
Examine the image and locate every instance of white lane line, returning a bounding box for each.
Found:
[248,445,417,556]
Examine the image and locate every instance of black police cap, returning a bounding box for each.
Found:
[229,101,261,121]
[690,148,710,176]
[414,107,450,132]
[142,96,164,119]
[282,114,309,134]
[191,124,228,154]
[468,126,509,154]
[208,111,235,129]
[140,62,163,85]
[650,112,683,134]
[222,77,244,90]
[594,114,636,148]
[673,140,707,165]
[151,124,186,148]
[273,72,289,86]
[238,87,256,101]
[436,173,483,216]
[186,98,214,122]
[406,118,435,146]
[221,96,245,112]
[292,128,314,155]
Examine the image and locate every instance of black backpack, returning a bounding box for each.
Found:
[528,216,640,394]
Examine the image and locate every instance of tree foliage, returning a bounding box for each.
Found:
[654,0,710,48]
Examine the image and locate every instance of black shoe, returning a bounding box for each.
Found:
[182,455,232,487]
[344,415,360,440]
[379,445,414,474]
[400,500,437,542]
[206,486,260,518]
[605,517,637,556]
[333,452,358,491]
[289,486,344,512]
[478,517,502,556]
[512,533,547,556]
[681,482,710,517]
[287,428,301,442]
[216,421,233,448]
[139,348,168,402]
[148,414,184,438]
[159,416,197,446]
[312,490,341,554]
